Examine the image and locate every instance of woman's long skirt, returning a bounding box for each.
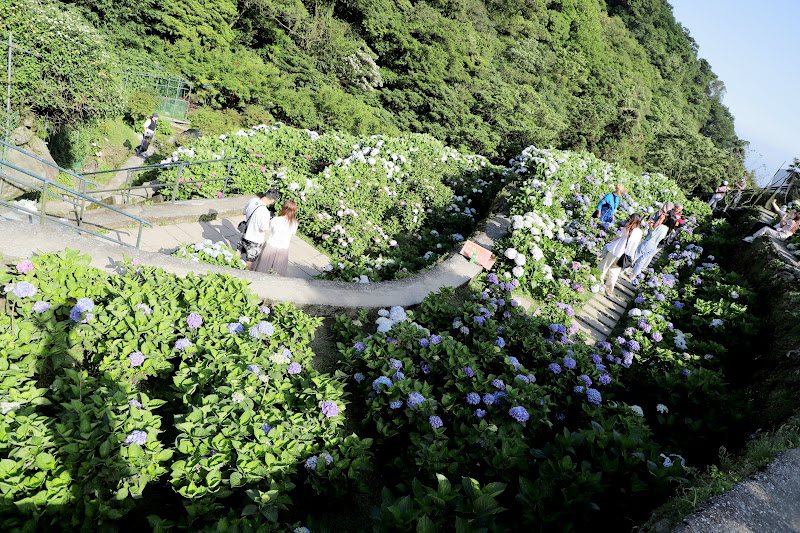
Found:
[253,244,290,276]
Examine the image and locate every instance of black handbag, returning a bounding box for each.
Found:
[238,204,264,234]
[615,233,632,268]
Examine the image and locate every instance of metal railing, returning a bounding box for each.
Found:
[0,140,152,247]
[79,157,237,218]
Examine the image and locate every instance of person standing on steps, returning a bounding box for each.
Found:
[253,200,299,277]
[594,183,627,223]
[649,201,674,229]
[136,113,159,156]
[597,213,643,297]
[708,181,729,209]
[660,204,684,247]
[630,222,668,277]
[732,176,747,206]
[237,190,278,269]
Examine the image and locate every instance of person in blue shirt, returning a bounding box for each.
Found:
[595,184,627,223]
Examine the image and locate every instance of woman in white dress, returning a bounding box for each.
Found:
[253,201,298,276]
[597,213,643,297]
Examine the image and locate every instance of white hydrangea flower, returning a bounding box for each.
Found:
[514,254,526,267]
[376,317,393,333]
[512,266,524,278]
[656,404,669,414]
[530,245,544,262]
[504,248,518,260]
[710,318,724,328]
[629,405,644,416]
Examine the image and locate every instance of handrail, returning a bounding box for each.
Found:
[80,157,239,176]
[0,139,98,188]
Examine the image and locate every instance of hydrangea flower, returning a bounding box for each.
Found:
[125,430,147,445]
[128,399,142,409]
[186,313,203,329]
[389,401,403,409]
[429,415,443,429]
[482,393,496,406]
[466,392,481,405]
[656,404,669,414]
[11,282,37,299]
[407,392,425,409]
[247,364,260,375]
[710,318,724,328]
[548,324,567,335]
[389,358,402,370]
[257,321,275,336]
[419,338,430,348]
[304,456,318,470]
[627,340,640,352]
[175,338,192,350]
[16,260,34,274]
[354,373,365,383]
[579,374,592,386]
[474,409,487,418]
[515,374,530,383]
[629,405,644,416]
[354,341,366,352]
[372,376,392,392]
[136,303,153,315]
[574,386,584,393]
[651,332,663,342]
[563,357,576,369]
[129,351,146,367]
[430,334,443,345]
[227,323,244,335]
[32,301,50,313]
[462,367,474,378]
[586,388,602,405]
[673,301,684,310]
[509,406,529,423]
[288,362,302,374]
[262,423,273,435]
[232,392,245,403]
[598,373,612,385]
[548,363,562,374]
[294,527,310,533]
[320,401,339,417]
[492,379,505,391]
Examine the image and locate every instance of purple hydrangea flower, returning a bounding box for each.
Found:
[474,409,487,418]
[389,400,403,409]
[495,337,506,348]
[125,430,147,445]
[354,341,366,352]
[419,338,430,348]
[466,392,481,405]
[430,335,442,345]
[627,340,640,352]
[136,303,153,315]
[549,324,567,335]
[32,301,50,313]
[587,388,602,405]
[462,367,474,378]
[320,401,339,417]
[407,392,425,409]
[128,399,142,409]
[420,361,431,374]
[682,369,690,376]
[487,273,499,284]
[257,321,274,336]
[389,358,402,370]
[129,351,145,367]
[288,362,302,374]
[492,379,505,391]
[186,313,203,329]
[563,357,576,370]
[598,373,612,385]
[651,332,663,342]
[548,363,562,374]
[509,406,530,423]
[473,315,486,326]
[12,282,37,299]
[260,306,271,315]
[634,296,645,305]
[16,260,34,274]
[597,341,612,352]
[429,415,443,429]
[590,353,602,364]
[227,323,244,335]
[175,338,192,350]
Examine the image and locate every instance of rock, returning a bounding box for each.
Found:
[10,125,35,146]
[1,137,60,201]
[22,114,34,128]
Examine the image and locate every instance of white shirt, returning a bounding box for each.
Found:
[607,227,643,257]
[265,216,298,250]
[143,118,157,137]
[242,198,271,244]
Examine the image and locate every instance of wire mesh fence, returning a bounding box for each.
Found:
[123,72,192,119]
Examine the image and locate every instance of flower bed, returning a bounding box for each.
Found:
[172,240,247,270]
[0,251,367,531]
[157,124,507,282]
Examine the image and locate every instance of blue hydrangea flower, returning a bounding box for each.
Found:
[474,409,487,418]
[597,341,612,352]
[515,374,530,383]
[527,374,536,383]
[389,401,403,409]
[227,323,244,335]
[549,324,566,335]
[354,341,367,352]
[175,338,192,350]
[136,303,153,315]
[129,351,145,367]
[304,456,318,470]
[507,356,519,368]
[459,326,470,335]
[11,282,37,299]
[473,315,486,326]
[574,385,584,393]
[354,372,365,383]
[294,527,310,533]
[288,362,302,374]
[320,452,333,465]
[420,361,431,374]
[128,399,142,409]
[430,335,443,345]
[682,369,690,376]
[257,321,274,336]
[407,392,425,409]
[125,430,147,445]
[651,332,663,342]
[495,337,506,348]
[466,392,480,405]
[627,340,640,352]
[262,422,273,436]
[32,301,50,313]
[249,326,261,338]
[509,406,529,423]
[563,357,576,369]
[598,373,612,385]
[247,364,260,375]
[429,415,443,429]
[673,301,684,309]
[492,379,505,391]
[419,338,430,348]
[579,374,592,386]
[548,363,562,374]
[482,393,496,406]
[393,371,405,381]
[372,376,392,393]
[462,367,474,378]
[320,401,339,417]
[389,358,402,370]
[587,388,602,405]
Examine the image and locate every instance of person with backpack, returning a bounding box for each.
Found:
[660,204,684,247]
[136,113,159,156]
[237,190,278,269]
[593,183,627,223]
[597,213,643,297]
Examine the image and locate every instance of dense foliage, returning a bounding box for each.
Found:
[160,123,505,281]
[10,0,745,191]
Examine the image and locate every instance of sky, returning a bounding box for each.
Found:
[668,0,799,186]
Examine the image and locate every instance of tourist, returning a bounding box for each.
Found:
[136,113,159,156]
[708,181,729,209]
[660,204,684,247]
[594,183,627,223]
[238,190,278,269]
[649,201,674,229]
[742,199,800,242]
[253,200,298,276]
[631,222,668,277]
[732,176,747,206]
[597,213,643,297]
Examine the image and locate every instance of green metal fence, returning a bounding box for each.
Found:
[123,72,192,120]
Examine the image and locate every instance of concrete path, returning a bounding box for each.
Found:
[573,248,664,344]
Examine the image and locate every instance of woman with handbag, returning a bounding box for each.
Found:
[593,184,627,223]
[597,213,643,297]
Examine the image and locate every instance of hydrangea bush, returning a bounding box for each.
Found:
[172,240,247,270]
[0,251,371,531]
[157,124,506,281]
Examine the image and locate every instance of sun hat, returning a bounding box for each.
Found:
[723,180,728,185]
